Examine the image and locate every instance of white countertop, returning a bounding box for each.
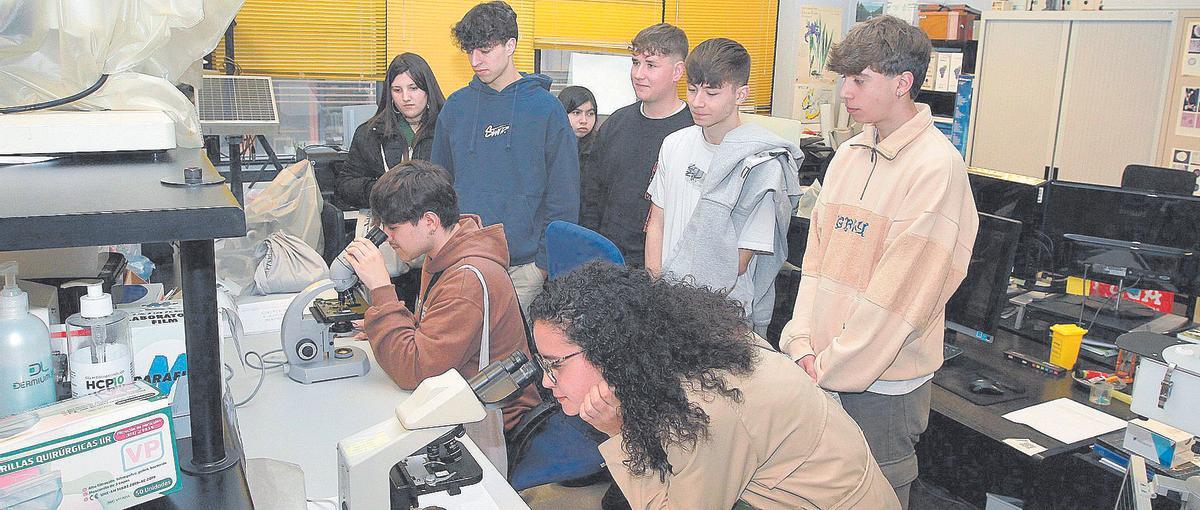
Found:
[221,328,527,509]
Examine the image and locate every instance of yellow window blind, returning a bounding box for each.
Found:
[386,0,535,94]
[212,0,388,80]
[532,0,662,53]
[667,0,778,113]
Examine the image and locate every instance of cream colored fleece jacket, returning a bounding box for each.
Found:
[780,104,978,393]
[599,341,900,509]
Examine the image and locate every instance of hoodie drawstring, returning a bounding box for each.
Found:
[507,92,517,150]
[469,93,481,154]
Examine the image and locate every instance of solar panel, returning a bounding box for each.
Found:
[197,75,279,136]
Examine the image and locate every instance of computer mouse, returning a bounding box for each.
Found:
[969,378,1005,396]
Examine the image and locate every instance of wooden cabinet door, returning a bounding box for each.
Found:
[1053,18,1174,186]
[968,19,1069,180]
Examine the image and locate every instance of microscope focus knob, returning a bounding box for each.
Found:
[296,339,319,361]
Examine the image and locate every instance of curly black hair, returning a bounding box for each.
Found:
[452,1,518,52]
[528,262,758,481]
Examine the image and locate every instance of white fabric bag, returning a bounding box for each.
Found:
[251,232,329,295]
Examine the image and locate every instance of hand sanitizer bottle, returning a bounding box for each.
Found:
[0,262,56,417]
[65,283,133,397]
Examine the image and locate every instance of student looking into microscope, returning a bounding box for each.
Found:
[343,160,539,472]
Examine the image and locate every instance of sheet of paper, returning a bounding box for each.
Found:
[419,481,502,510]
[1002,398,1127,444]
[1184,22,1200,77]
[1002,438,1047,456]
[0,155,57,165]
[1178,87,1200,138]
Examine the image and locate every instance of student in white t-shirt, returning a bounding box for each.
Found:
[646,129,776,278]
[644,38,802,334]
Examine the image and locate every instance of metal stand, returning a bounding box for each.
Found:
[178,239,239,474]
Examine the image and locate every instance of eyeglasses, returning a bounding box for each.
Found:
[534,349,584,385]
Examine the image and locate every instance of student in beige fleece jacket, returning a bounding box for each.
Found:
[530,262,899,510]
[779,16,978,509]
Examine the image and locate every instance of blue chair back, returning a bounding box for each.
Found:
[506,221,623,490]
[545,220,624,279]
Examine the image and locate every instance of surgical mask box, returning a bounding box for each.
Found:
[1122,418,1197,470]
[118,300,187,396]
[0,381,180,509]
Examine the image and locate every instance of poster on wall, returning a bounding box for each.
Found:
[1178,87,1200,138]
[1184,22,1200,77]
[793,83,837,125]
[1169,148,1200,193]
[795,6,843,128]
[856,0,885,21]
[883,1,920,25]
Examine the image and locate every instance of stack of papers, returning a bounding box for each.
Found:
[1003,398,1127,444]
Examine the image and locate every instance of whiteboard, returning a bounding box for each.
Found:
[568,53,636,116]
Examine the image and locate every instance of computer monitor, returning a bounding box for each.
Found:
[967,168,1046,282]
[945,212,1022,343]
[1042,181,1200,290]
[1063,234,1198,295]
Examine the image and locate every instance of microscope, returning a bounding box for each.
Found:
[279,227,389,384]
[338,351,539,510]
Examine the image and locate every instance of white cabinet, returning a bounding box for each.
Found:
[967,11,1179,186]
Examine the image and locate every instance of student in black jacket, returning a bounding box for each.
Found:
[558,85,598,166]
[337,53,446,209]
[580,24,693,266]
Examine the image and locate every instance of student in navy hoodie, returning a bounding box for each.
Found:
[432,1,579,313]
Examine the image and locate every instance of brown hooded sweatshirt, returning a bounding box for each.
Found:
[364,214,540,429]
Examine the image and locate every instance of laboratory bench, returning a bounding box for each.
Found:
[1,149,251,508]
[918,328,1182,508]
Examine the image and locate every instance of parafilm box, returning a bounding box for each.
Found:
[120,300,187,396]
[0,381,180,509]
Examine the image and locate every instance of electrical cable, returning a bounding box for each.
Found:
[0,74,110,114]
[223,349,286,408]
[1082,275,1143,333]
[245,162,272,191]
[306,497,339,510]
[245,348,287,371]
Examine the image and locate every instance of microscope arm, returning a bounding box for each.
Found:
[330,226,391,293]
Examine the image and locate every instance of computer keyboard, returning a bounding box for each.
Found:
[943,343,965,361]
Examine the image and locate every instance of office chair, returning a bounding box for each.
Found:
[544,220,626,277]
[506,221,621,491]
[1121,164,1197,195]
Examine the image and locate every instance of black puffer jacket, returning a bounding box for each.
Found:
[336,114,434,209]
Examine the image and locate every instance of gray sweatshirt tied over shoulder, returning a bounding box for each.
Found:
[662,123,804,332]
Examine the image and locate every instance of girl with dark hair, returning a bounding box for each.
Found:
[557,85,598,158]
[528,262,900,509]
[336,52,447,209]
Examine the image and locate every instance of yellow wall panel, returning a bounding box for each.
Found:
[213,0,778,114]
[387,0,535,94]
[668,0,778,113]
[214,0,388,80]
[533,0,661,53]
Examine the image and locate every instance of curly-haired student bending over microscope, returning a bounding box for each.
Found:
[527,262,900,509]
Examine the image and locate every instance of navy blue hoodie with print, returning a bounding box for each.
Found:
[431,73,580,269]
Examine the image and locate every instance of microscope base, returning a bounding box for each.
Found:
[286,345,371,384]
